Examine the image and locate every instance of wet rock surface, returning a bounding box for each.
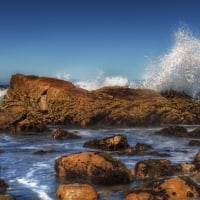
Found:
[52,128,81,140]
[83,134,129,151]
[56,184,98,200]
[55,151,132,185]
[126,176,200,200]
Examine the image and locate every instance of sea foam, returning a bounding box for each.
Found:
[144,27,200,97]
[0,89,7,101]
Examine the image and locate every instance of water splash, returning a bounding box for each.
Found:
[74,71,129,91]
[144,27,200,97]
[0,89,7,102]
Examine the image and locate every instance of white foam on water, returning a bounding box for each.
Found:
[0,89,7,101]
[144,27,200,97]
[16,165,53,200]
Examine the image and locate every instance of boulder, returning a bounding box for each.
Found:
[171,163,197,174]
[33,149,59,155]
[52,128,81,140]
[126,176,200,200]
[55,151,132,185]
[193,151,200,163]
[155,125,188,137]
[83,134,129,151]
[0,179,8,194]
[135,159,172,178]
[0,195,15,200]
[56,184,98,200]
[189,127,200,138]
[189,140,200,146]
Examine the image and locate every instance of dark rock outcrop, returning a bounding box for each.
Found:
[56,184,98,200]
[52,128,81,140]
[189,140,200,146]
[0,179,8,194]
[155,126,188,137]
[135,159,172,179]
[55,151,132,185]
[33,149,59,155]
[0,74,200,131]
[83,134,129,151]
[126,176,200,200]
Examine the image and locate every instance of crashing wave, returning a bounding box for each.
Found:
[143,27,200,98]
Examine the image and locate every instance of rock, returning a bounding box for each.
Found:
[0,179,8,194]
[126,176,200,200]
[189,140,200,146]
[0,150,4,153]
[83,134,129,151]
[155,125,188,137]
[33,149,59,155]
[0,74,200,131]
[56,184,98,200]
[134,143,153,151]
[0,195,15,200]
[135,159,172,178]
[189,127,200,138]
[55,151,132,185]
[52,128,81,140]
[193,151,200,163]
[171,163,197,174]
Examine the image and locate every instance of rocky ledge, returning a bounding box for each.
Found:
[1,74,200,132]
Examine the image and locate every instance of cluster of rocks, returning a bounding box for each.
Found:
[54,127,200,200]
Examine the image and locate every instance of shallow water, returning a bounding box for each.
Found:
[0,126,200,200]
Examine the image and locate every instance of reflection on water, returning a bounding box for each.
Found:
[0,127,199,200]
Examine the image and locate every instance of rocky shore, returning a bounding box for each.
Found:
[0,74,200,132]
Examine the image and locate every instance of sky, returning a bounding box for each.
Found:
[1,0,200,83]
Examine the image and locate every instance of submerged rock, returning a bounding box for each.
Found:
[33,149,59,155]
[55,151,132,185]
[83,134,129,151]
[135,159,172,178]
[188,140,200,146]
[155,125,188,137]
[126,176,200,200]
[52,128,81,140]
[56,184,98,200]
[0,179,8,194]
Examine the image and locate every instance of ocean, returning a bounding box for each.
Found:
[0,127,199,200]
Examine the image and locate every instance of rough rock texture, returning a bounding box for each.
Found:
[52,128,81,140]
[0,195,15,200]
[1,74,200,132]
[56,184,98,200]
[155,126,188,137]
[189,140,200,146]
[55,151,132,185]
[126,176,200,200]
[135,159,172,178]
[83,134,129,151]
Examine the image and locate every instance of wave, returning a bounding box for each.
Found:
[0,89,7,101]
[144,27,200,97]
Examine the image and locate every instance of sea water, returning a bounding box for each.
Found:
[0,127,199,200]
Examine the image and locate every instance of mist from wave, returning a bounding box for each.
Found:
[144,27,200,97]
[54,27,200,97]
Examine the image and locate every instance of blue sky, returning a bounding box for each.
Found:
[1,0,200,82]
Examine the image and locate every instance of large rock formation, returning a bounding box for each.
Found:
[1,74,200,132]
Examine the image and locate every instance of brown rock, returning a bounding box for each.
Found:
[126,176,200,200]
[56,184,98,200]
[0,195,15,200]
[172,163,197,174]
[83,134,129,151]
[55,151,131,184]
[0,74,200,131]
[135,159,172,178]
[52,128,81,140]
[189,140,200,146]
[193,151,200,163]
[155,125,188,137]
[126,192,161,200]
